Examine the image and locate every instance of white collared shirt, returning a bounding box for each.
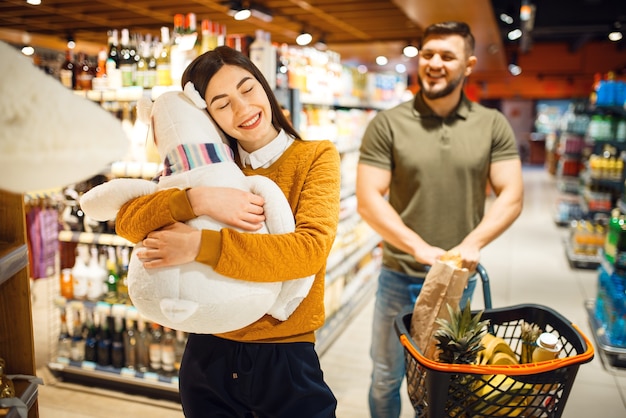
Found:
[238,129,294,169]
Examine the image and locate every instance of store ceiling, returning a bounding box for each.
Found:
[0,0,624,77]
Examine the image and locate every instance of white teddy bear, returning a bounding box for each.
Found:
[79,82,313,334]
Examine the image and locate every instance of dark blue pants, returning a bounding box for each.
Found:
[179,334,337,418]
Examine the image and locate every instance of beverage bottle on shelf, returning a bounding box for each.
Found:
[217,23,226,47]
[74,52,95,91]
[84,309,98,363]
[111,315,125,369]
[119,28,135,87]
[96,315,113,366]
[170,13,187,87]
[160,327,176,376]
[57,308,72,360]
[135,319,150,372]
[86,246,106,301]
[117,247,130,303]
[123,317,138,370]
[604,208,623,264]
[72,245,89,300]
[200,19,213,53]
[106,29,120,70]
[137,36,157,89]
[59,49,76,89]
[156,26,172,86]
[70,307,85,362]
[186,12,201,59]
[104,246,119,303]
[59,268,74,300]
[148,322,163,372]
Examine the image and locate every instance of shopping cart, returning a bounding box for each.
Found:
[394,265,594,418]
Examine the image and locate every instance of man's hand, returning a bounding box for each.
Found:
[137,222,202,268]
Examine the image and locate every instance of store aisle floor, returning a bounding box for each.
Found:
[32,166,626,417]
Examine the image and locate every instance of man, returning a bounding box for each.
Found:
[356,21,523,418]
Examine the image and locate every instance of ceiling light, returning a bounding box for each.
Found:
[500,13,513,25]
[296,30,312,46]
[26,0,41,5]
[395,63,406,74]
[233,8,251,20]
[609,31,623,41]
[508,29,523,41]
[508,63,522,76]
[21,46,35,56]
[403,44,418,58]
[314,35,328,51]
[376,56,388,66]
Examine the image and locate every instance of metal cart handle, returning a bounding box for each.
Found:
[475,263,492,310]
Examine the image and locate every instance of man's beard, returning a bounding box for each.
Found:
[418,72,465,100]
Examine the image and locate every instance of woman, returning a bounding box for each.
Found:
[115,46,340,417]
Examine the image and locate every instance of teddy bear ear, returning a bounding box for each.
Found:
[183,82,208,109]
[137,96,154,124]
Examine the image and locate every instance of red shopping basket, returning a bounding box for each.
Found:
[394,304,594,418]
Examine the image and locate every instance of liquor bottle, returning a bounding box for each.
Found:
[148,322,163,372]
[86,246,106,301]
[71,245,89,300]
[135,319,150,372]
[104,246,119,304]
[160,327,176,376]
[84,309,98,363]
[74,52,95,90]
[70,307,85,362]
[200,19,212,54]
[123,317,138,370]
[186,12,201,58]
[59,49,76,89]
[106,29,120,69]
[170,13,187,87]
[57,308,72,360]
[96,315,113,366]
[137,37,157,89]
[119,28,135,87]
[111,315,125,369]
[116,246,130,304]
[59,268,74,300]
[156,26,172,86]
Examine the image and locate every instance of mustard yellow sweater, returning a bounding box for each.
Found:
[115,139,341,343]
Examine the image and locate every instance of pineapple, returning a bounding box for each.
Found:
[433,303,490,417]
[434,303,489,364]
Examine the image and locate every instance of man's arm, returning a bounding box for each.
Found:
[356,163,446,266]
[454,158,524,269]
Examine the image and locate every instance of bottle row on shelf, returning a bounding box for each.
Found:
[56,300,186,378]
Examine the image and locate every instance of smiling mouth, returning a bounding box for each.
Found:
[240,113,261,128]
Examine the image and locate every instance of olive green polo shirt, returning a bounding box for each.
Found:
[359,92,519,276]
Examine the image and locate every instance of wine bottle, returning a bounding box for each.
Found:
[119,28,135,87]
[75,52,94,91]
[59,49,75,89]
[160,327,176,376]
[148,322,163,372]
[156,26,172,86]
[57,308,72,360]
[123,317,138,370]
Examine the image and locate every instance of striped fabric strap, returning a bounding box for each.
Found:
[163,142,235,175]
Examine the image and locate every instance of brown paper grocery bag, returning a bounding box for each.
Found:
[409,257,470,360]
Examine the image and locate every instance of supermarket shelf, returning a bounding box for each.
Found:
[326,234,381,285]
[585,299,626,374]
[48,359,180,401]
[58,230,133,247]
[0,243,28,287]
[316,261,378,355]
[563,238,601,269]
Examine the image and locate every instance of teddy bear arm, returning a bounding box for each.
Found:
[80,178,159,221]
[246,175,295,234]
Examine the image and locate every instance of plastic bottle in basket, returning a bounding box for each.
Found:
[532,333,561,362]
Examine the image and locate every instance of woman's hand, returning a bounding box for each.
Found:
[137,222,202,268]
[187,187,265,231]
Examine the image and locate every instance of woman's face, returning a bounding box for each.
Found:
[204,64,278,153]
